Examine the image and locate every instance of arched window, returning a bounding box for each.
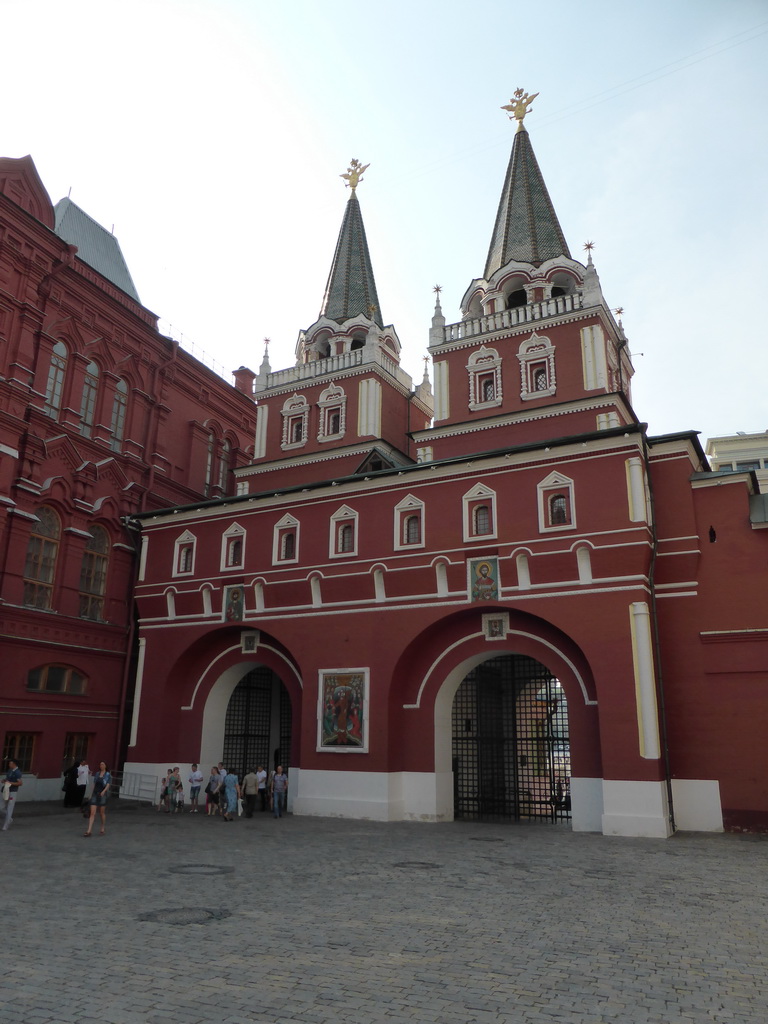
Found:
[204,431,216,496]
[27,665,87,695]
[218,439,232,492]
[110,379,128,451]
[80,361,100,437]
[291,418,304,444]
[179,545,193,572]
[338,523,354,553]
[281,531,296,560]
[550,494,569,525]
[473,505,491,535]
[44,341,68,419]
[79,525,109,619]
[404,515,421,545]
[24,506,61,609]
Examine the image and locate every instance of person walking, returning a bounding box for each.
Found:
[76,759,90,809]
[62,758,79,807]
[157,768,173,812]
[270,765,288,819]
[171,767,184,812]
[83,762,111,837]
[188,763,204,813]
[256,765,268,812]
[241,768,259,818]
[206,766,220,815]
[2,759,23,831]
[220,770,241,822]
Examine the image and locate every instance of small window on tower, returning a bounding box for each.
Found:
[473,505,492,536]
[549,494,569,526]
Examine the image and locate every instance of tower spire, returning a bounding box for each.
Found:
[484,91,571,276]
[319,159,383,328]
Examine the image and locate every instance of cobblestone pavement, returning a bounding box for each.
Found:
[2,801,767,1024]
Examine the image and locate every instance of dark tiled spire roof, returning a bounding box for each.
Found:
[484,127,570,276]
[320,191,383,328]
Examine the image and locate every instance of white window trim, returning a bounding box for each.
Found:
[329,505,358,558]
[317,383,347,443]
[172,530,196,578]
[272,513,300,565]
[462,483,498,542]
[467,345,502,412]
[280,394,310,451]
[220,522,246,571]
[537,471,576,532]
[518,332,556,401]
[393,494,426,551]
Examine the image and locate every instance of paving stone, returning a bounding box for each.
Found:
[3,805,768,1023]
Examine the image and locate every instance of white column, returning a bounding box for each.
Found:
[629,601,661,759]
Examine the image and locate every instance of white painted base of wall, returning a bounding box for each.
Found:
[671,778,723,832]
[602,780,673,838]
[291,769,452,821]
[570,777,603,832]
[13,775,63,803]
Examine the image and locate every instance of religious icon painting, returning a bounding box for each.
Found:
[223,584,245,622]
[317,668,369,753]
[483,611,509,641]
[468,556,500,602]
[241,630,260,653]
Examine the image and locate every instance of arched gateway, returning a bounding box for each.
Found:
[222,666,292,778]
[452,654,570,823]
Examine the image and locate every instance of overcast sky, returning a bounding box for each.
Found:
[4,0,767,444]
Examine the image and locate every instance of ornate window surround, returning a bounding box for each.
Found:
[518,333,556,400]
[281,393,310,451]
[467,345,503,412]
[317,383,347,442]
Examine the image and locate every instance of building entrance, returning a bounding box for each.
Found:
[222,666,292,780]
[451,654,571,823]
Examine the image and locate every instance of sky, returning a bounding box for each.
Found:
[3,0,768,444]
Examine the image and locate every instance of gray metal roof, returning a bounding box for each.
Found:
[484,128,570,276]
[319,192,383,327]
[53,197,140,302]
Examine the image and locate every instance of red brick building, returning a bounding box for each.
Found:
[0,156,256,797]
[123,107,768,837]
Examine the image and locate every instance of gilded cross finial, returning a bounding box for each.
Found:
[433,284,442,295]
[501,88,539,132]
[367,303,378,319]
[583,241,595,253]
[614,307,624,318]
[341,158,370,191]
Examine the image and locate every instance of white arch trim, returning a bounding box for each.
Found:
[404,628,595,710]
[183,642,303,711]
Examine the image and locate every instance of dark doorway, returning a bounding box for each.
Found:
[452,654,571,823]
[223,666,292,780]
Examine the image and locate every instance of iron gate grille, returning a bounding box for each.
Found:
[223,667,274,780]
[452,654,571,823]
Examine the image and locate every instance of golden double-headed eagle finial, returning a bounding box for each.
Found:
[501,88,539,131]
[341,158,370,191]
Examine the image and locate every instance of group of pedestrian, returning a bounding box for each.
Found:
[2,756,289,835]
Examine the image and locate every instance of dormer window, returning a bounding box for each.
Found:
[467,346,502,412]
